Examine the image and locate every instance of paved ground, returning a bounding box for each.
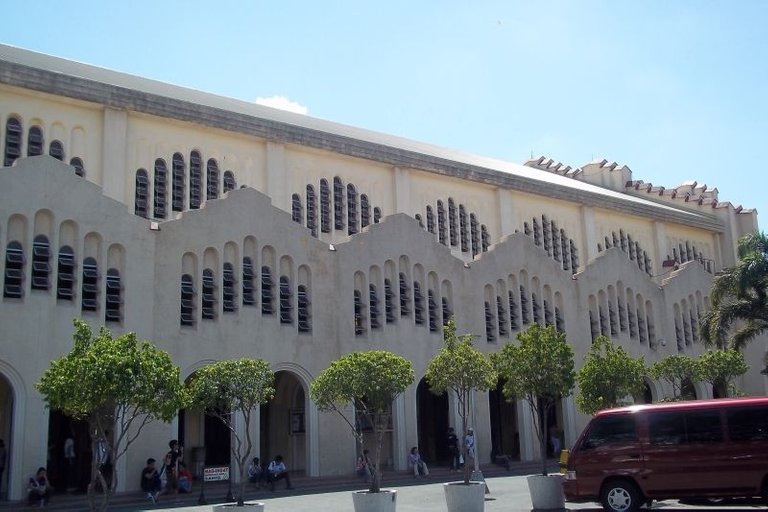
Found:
[112,475,764,512]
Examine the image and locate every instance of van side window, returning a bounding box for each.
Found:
[582,416,636,449]
[727,407,768,441]
[649,410,722,445]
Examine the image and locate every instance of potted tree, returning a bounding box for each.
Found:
[575,336,646,415]
[310,350,414,512]
[492,323,575,511]
[186,358,275,509]
[425,317,497,512]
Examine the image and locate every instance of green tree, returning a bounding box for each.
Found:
[186,358,275,507]
[310,351,414,494]
[648,354,698,400]
[492,324,575,476]
[36,319,185,512]
[425,317,497,485]
[576,336,646,415]
[701,231,768,350]
[697,349,749,397]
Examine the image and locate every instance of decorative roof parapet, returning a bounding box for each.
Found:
[525,156,631,193]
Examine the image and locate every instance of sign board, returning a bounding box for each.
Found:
[203,466,230,482]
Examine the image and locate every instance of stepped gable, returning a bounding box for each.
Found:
[524,155,578,177]
[525,156,633,192]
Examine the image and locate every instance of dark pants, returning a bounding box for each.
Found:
[28,488,51,505]
[267,471,292,490]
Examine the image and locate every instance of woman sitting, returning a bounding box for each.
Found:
[408,446,429,478]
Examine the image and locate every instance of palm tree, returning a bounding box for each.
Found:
[700,231,768,350]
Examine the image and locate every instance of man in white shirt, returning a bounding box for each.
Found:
[266,455,293,491]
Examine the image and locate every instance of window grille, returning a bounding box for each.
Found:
[448,199,457,246]
[520,286,530,325]
[261,266,273,315]
[105,269,122,323]
[373,207,381,223]
[27,126,43,156]
[223,171,236,192]
[180,274,195,326]
[384,278,395,323]
[481,225,489,252]
[437,201,447,245]
[172,153,185,212]
[202,269,217,320]
[280,276,293,324]
[442,297,451,326]
[49,140,64,161]
[470,214,479,256]
[223,262,237,313]
[334,177,344,230]
[347,184,358,235]
[292,194,303,224]
[307,185,318,236]
[3,241,24,298]
[360,194,370,228]
[31,235,51,290]
[134,169,149,218]
[428,290,438,332]
[56,246,75,301]
[189,151,202,210]
[485,301,496,342]
[399,273,410,317]
[298,285,311,333]
[508,291,519,330]
[497,296,507,337]
[320,179,331,233]
[81,257,99,312]
[413,282,424,325]
[426,206,435,234]
[459,205,468,252]
[154,159,167,219]
[207,159,219,200]
[70,157,85,177]
[242,257,256,306]
[369,284,380,329]
[4,117,22,167]
[354,289,365,336]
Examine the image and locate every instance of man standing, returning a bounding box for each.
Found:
[445,428,459,471]
[266,455,293,491]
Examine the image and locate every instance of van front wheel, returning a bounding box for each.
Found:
[600,479,642,512]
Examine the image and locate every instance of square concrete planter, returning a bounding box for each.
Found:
[443,481,486,512]
[351,489,397,512]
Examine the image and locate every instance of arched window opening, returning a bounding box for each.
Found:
[532,218,541,246]
[292,194,303,224]
[481,225,490,252]
[542,216,552,255]
[485,301,496,342]
[399,273,410,317]
[27,126,43,156]
[280,276,293,324]
[437,201,447,245]
[470,214,479,256]
[347,184,358,235]
[415,214,423,228]
[497,296,508,337]
[320,179,331,233]
[333,177,345,230]
[544,299,553,326]
[298,285,311,333]
[508,291,519,330]
[361,194,370,228]
[172,153,185,212]
[448,198,458,246]
[532,293,541,324]
[307,185,317,236]
[442,297,452,326]
[134,169,149,218]
[520,286,530,325]
[154,159,167,219]
[31,235,51,290]
[105,268,122,323]
[70,157,85,177]
[223,171,236,192]
[373,207,382,224]
[369,284,380,329]
[560,230,570,271]
[354,289,365,336]
[180,274,195,326]
[428,290,438,332]
[189,151,202,210]
[206,159,219,200]
[81,257,99,312]
[202,268,217,320]
[555,307,565,332]
[3,241,25,298]
[459,205,469,252]
[261,266,273,315]
[56,246,75,301]
[426,206,435,234]
[413,281,424,325]
[49,140,64,161]
[223,262,237,313]
[4,117,22,167]
[242,257,256,306]
[384,278,395,323]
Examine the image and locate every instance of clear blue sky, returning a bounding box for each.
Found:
[4,1,767,223]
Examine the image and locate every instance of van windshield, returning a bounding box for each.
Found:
[582,416,636,449]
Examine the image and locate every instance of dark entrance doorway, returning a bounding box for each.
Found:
[489,380,519,461]
[46,410,91,493]
[416,379,449,466]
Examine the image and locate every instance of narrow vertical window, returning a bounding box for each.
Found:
[242,257,256,306]
[426,206,435,234]
[459,205,469,252]
[223,262,237,313]
[627,235,635,260]
[589,310,599,340]
[261,266,273,314]
[570,240,579,272]
[3,241,25,298]
[448,198,458,246]
[542,215,551,255]
[27,126,43,156]
[347,184,358,235]
[415,214,423,228]
[223,171,236,192]
[413,282,424,325]
[544,299,553,326]
[70,157,85,177]
[172,153,185,212]
[280,276,293,324]
[154,159,167,219]
[561,230,570,271]
[4,117,22,167]
[373,207,381,224]
[320,179,331,233]
[105,269,122,323]
[384,278,395,323]
[307,185,318,236]
[369,284,380,329]
[297,285,311,333]
[470,214,479,257]
[533,218,541,246]
[532,293,541,324]
[49,140,64,161]
[81,257,99,312]
[555,307,565,331]
[520,286,530,325]
[180,274,195,326]
[206,159,219,200]
[189,151,202,210]
[202,268,217,320]
[354,289,365,335]
[441,297,451,326]
[437,200,447,245]
[333,177,344,230]
[481,225,490,252]
[485,301,496,342]
[399,273,410,317]
[134,169,149,218]
[497,296,507,336]
[551,221,560,261]
[636,242,644,271]
[31,235,51,290]
[428,290,438,332]
[524,222,531,236]
[508,291,519,330]
[56,246,75,301]
[360,194,371,228]
[292,194,303,224]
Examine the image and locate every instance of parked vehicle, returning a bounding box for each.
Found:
[563,397,768,512]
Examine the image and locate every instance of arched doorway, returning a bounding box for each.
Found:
[489,379,520,461]
[681,378,697,400]
[180,373,231,471]
[46,410,91,494]
[416,378,449,466]
[260,371,307,473]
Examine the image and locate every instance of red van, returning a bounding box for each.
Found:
[563,397,768,512]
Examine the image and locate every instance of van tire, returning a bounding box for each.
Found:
[600,479,642,512]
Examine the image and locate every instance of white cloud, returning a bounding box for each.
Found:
[255,96,308,115]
